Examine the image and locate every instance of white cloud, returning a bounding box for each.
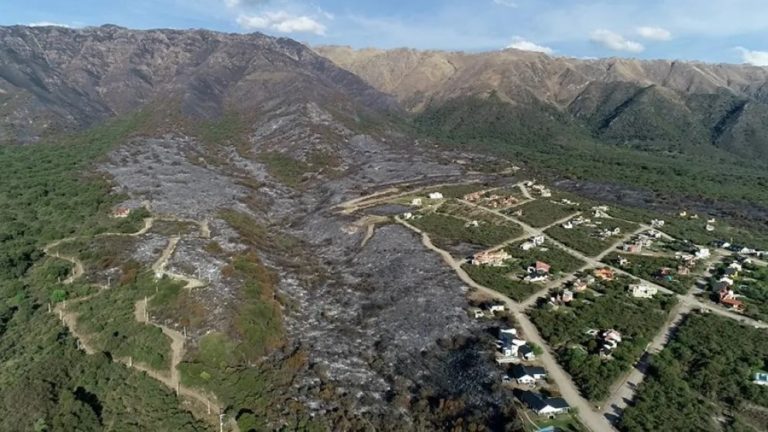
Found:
[637,26,672,41]
[736,47,768,66]
[589,29,644,53]
[237,11,327,35]
[493,0,517,7]
[506,37,553,54]
[28,22,71,28]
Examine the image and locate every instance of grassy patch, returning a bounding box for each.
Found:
[462,264,540,301]
[513,200,580,228]
[410,212,522,249]
[505,241,586,275]
[546,218,639,257]
[603,252,697,294]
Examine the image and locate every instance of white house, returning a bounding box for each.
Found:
[411,198,423,207]
[629,284,658,299]
[754,372,768,386]
[428,192,444,200]
[520,242,535,251]
[532,235,546,246]
[650,219,665,228]
[695,248,711,260]
[489,304,506,314]
[402,212,414,220]
[510,365,547,385]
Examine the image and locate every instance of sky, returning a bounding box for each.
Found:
[2,0,768,66]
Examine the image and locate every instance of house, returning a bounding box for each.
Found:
[510,365,547,385]
[465,220,480,228]
[532,235,546,246]
[561,289,574,303]
[411,198,423,207]
[719,288,744,311]
[428,192,444,200]
[463,192,483,202]
[402,212,414,220]
[618,256,631,267]
[594,268,615,281]
[470,308,485,319]
[517,391,570,417]
[572,279,589,292]
[724,267,739,277]
[708,218,717,224]
[679,211,688,217]
[706,224,716,232]
[534,261,551,274]
[623,243,642,253]
[593,209,609,218]
[602,329,622,343]
[562,221,574,230]
[519,345,536,361]
[489,304,506,314]
[629,284,658,299]
[677,265,690,276]
[754,372,768,386]
[695,248,711,260]
[472,250,511,266]
[525,273,549,283]
[112,207,131,218]
[540,189,552,198]
[650,219,665,228]
[521,242,536,251]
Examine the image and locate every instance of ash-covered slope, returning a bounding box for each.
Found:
[0,25,397,143]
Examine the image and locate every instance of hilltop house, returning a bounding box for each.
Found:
[472,250,511,266]
[510,365,547,385]
[629,284,658,299]
[517,391,570,417]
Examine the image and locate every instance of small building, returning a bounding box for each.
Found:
[411,198,423,207]
[519,344,536,361]
[489,304,506,314]
[540,189,552,198]
[706,224,716,232]
[532,235,546,246]
[695,248,711,260]
[402,212,414,220]
[594,268,615,281]
[517,391,570,417]
[465,220,480,228]
[521,242,536,251]
[472,250,511,266]
[618,256,631,267]
[629,284,658,299]
[534,261,551,274]
[572,279,589,292]
[112,207,131,218]
[754,372,768,386]
[650,219,665,228]
[561,289,574,303]
[510,364,547,385]
[719,288,744,311]
[623,243,642,254]
[562,221,574,230]
[602,329,622,343]
[428,192,444,200]
[470,308,485,319]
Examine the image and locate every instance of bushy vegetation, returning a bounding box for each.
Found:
[74,272,177,370]
[410,212,522,248]
[546,218,639,257]
[528,276,678,401]
[604,252,696,294]
[0,114,215,431]
[513,200,580,228]
[619,314,768,432]
[462,264,540,301]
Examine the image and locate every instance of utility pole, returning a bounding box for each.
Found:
[219,413,225,432]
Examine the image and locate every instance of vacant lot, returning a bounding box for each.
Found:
[528,275,677,401]
[619,314,768,432]
[462,264,541,301]
[410,212,523,249]
[547,218,639,257]
[505,240,586,275]
[512,199,580,228]
[603,252,696,294]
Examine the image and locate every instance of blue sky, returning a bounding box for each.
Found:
[2,0,768,65]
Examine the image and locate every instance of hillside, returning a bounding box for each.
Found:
[0,25,397,143]
[315,46,768,161]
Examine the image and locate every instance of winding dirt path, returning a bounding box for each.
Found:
[43,214,237,431]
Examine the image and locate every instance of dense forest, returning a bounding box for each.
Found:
[620,314,768,432]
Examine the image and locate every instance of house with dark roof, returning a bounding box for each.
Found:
[519,344,536,361]
[510,364,547,385]
[517,391,570,417]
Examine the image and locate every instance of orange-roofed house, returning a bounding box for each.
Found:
[593,268,615,281]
